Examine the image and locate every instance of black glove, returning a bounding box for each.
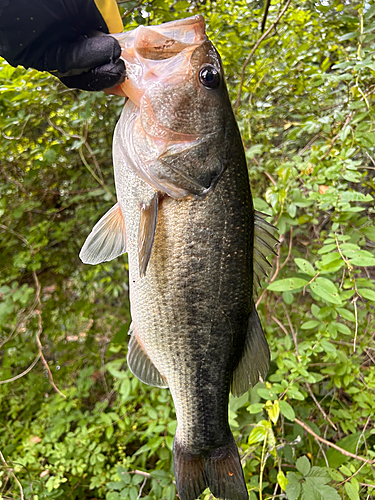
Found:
[37,34,126,92]
[0,0,126,91]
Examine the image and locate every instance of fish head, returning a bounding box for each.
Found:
[113,16,239,198]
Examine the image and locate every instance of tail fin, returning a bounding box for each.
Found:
[173,434,248,500]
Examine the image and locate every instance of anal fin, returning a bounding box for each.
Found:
[231,303,270,397]
[127,324,168,388]
[138,192,159,278]
[79,203,126,265]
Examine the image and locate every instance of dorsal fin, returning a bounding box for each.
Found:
[253,211,278,298]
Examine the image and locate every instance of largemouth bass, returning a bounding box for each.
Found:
[80,15,277,500]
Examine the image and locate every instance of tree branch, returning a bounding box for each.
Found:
[234,0,293,113]
[294,418,374,464]
[32,271,66,399]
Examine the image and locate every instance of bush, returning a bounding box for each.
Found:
[1,1,374,499]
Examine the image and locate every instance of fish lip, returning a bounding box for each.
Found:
[111,15,207,104]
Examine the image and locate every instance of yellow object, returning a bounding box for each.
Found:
[93,0,123,33]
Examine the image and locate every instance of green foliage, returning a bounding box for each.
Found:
[1,1,375,499]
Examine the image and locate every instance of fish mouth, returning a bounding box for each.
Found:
[111,15,207,106]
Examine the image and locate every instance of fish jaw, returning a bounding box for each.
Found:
[112,15,206,107]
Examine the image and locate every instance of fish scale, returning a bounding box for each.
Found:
[80,15,278,500]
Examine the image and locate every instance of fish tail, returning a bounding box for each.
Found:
[174,434,248,500]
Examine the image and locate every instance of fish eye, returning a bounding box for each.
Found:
[199,65,220,89]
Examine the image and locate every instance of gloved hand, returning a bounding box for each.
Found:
[0,0,126,92]
[36,33,126,92]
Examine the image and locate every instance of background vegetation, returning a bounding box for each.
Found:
[1,0,375,499]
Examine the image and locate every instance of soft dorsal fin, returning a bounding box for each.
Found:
[253,211,278,298]
[127,324,168,388]
[231,303,270,396]
[79,203,127,265]
[138,193,159,278]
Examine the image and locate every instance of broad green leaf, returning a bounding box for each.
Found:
[303,478,341,500]
[336,308,355,322]
[279,400,295,421]
[247,403,264,414]
[320,338,337,354]
[310,278,342,305]
[326,433,362,467]
[248,426,267,445]
[361,226,375,242]
[301,320,320,330]
[295,258,316,276]
[358,288,375,301]
[365,3,375,19]
[285,473,302,500]
[344,482,360,500]
[277,470,288,491]
[296,456,311,476]
[267,278,308,291]
[265,400,280,424]
[350,257,375,267]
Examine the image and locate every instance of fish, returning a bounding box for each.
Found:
[79,15,278,500]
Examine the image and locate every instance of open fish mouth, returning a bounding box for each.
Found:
[111,15,207,107]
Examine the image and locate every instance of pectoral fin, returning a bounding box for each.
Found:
[253,211,278,297]
[127,324,168,388]
[138,193,159,278]
[231,303,270,397]
[79,203,127,265]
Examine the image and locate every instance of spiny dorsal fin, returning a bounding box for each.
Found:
[253,211,278,298]
[79,203,126,265]
[138,192,159,278]
[127,324,168,388]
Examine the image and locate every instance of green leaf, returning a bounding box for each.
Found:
[303,478,341,500]
[267,278,308,292]
[336,308,355,322]
[248,426,267,445]
[365,3,375,19]
[285,473,302,500]
[111,324,129,344]
[248,403,264,414]
[106,359,129,379]
[301,320,320,330]
[296,456,311,476]
[320,338,337,354]
[279,400,295,421]
[350,257,375,267]
[344,482,360,500]
[295,258,316,276]
[326,433,361,467]
[266,400,280,424]
[358,288,375,301]
[277,470,288,491]
[108,481,125,491]
[106,492,121,500]
[307,467,330,481]
[310,278,342,305]
[361,226,375,242]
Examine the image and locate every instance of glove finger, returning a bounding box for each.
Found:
[59,59,126,91]
[45,35,122,75]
